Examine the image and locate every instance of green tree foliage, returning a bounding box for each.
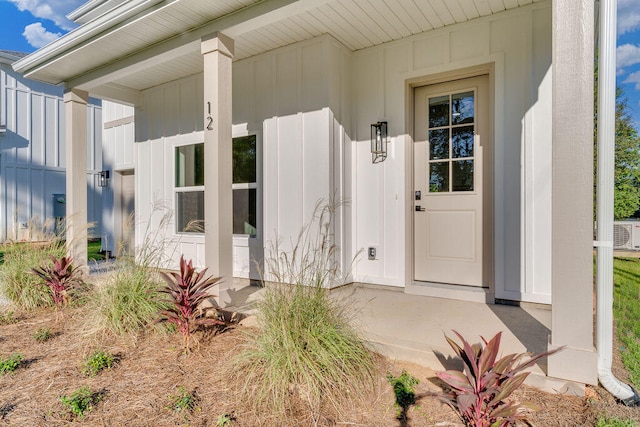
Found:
[595,68,640,220]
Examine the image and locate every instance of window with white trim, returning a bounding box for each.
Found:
[175,143,204,233]
[232,135,257,236]
[174,136,258,236]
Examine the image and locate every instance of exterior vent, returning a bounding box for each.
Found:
[613,221,640,250]
[0,125,6,134]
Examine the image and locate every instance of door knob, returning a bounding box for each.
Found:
[415,205,425,212]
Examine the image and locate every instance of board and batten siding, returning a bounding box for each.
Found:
[0,63,103,242]
[101,100,135,253]
[135,35,352,280]
[351,1,552,302]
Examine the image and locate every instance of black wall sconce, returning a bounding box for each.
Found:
[371,121,388,164]
[98,170,110,187]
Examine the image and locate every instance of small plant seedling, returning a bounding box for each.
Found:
[32,327,53,342]
[60,386,102,419]
[167,386,199,421]
[82,350,115,377]
[0,311,17,325]
[0,354,22,375]
[216,413,236,426]
[387,370,419,417]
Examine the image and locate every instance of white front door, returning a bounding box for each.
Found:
[413,75,489,286]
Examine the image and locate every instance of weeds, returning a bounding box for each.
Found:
[60,386,103,419]
[32,328,53,343]
[167,386,199,422]
[0,354,22,375]
[596,416,637,427]
[0,311,17,325]
[233,200,376,418]
[82,350,115,377]
[216,413,235,426]
[157,256,224,350]
[387,370,420,418]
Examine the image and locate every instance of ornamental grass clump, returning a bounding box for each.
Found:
[436,330,562,427]
[83,206,174,338]
[233,200,376,419]
[32,256,82,310]
[0,239,66,310]
[83,261,169,337]
[157,255,224,351]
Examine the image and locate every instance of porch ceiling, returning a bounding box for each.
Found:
[16,0,545,101]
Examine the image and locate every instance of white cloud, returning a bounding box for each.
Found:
[9,0,83,31]
[623,70,640,90]
[618,0,640,35]
[22,22,62,49]
[617,44,640,69]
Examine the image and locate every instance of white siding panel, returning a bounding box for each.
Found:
[32,168,45,216]
[348,2,552,300]
[16,91,29,164]
[58,99,66,168]
[302,109,330,220]
[44,97,58,167]
[413,35,447,70]
[276,114,304,245]
[1,65,102,241]
[31,93,43,166]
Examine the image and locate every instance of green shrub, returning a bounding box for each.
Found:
[0,310,17,325]
[82,350,115,377]
[60,386,102,419]
[387,370,420,417]
[0,240,66,310]
[0,354,23,375]
[84,261,169,336]
[32,328,53,343]
[233,200,376,418]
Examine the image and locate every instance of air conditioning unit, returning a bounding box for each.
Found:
[613,221,640,250]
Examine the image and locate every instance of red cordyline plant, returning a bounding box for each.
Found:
[157,256,224,350]
[436,330,563,427]
[31,255,81,310]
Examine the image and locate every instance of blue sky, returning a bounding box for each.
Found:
[0,0,640,127]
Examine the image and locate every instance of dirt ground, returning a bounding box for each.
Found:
[0,307,639,426]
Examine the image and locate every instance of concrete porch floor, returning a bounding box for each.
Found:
[225,279,584,395]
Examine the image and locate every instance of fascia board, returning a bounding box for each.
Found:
[67,0,107,22]
[13,0,165,78]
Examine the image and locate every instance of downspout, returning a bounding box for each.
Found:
[595,0,640,405]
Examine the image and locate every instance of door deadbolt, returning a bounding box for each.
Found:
[415,190,421,200]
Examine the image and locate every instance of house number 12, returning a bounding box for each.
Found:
[206,102,213,131]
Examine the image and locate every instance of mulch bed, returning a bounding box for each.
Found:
[0,307,639,426]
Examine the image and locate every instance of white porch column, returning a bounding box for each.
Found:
[201,32,234,306]
[548,0,598,385]
[63,88,89,269]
